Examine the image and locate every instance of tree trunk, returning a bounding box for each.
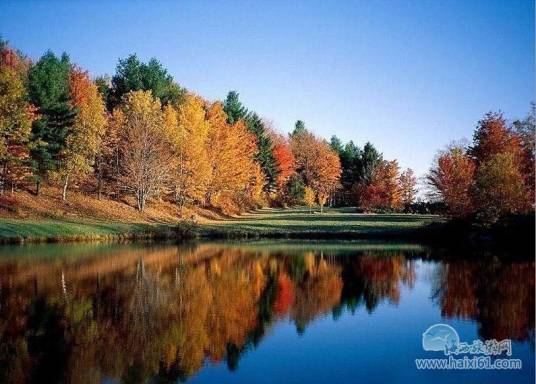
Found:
[136,190,145,211]
[36,179,40,196]
[62,175,69,201]
[0,161,6,195]
[97,174,102,200]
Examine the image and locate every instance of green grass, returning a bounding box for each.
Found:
[203,207,443,238]
[0,218,166,243]
[0,207,444,244]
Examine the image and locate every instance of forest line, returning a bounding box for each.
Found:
[0,39,534,223]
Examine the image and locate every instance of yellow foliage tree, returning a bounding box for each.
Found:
[303,186,316,213]
[118,90,173,211]
[0,65,33,193]
[205,102,259,214]
[168,94,211,206]
[291,129,341,212]
[59,67,106,200]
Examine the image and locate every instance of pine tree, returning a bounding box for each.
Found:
[110,54,184,110]
[292,120,307,136]
[28,51,75,194]
[223,91,248,124]
[245,113,277,190]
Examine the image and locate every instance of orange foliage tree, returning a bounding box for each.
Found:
[398,168,417,207]
[470,112,523,164]
[205,102,260,214]
[427,145,476,217]
[290,128,341,212]
[358,160,401,211]
[430,110,534,220]
[58,67,106,200]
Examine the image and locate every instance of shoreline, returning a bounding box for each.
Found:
[1,215,533,254]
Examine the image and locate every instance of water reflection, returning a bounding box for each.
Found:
[0,242,533,383]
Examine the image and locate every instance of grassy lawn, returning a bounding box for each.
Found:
[0,218,160,242]
[0,207,444,243]
[203,207,443,237]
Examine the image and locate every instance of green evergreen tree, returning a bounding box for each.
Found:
[246,113,277,189]
[330,135,343,154]
[110,54,184,109]
[28,51,75,194]
[223,90,248,124]
[292,120,307,136]
[358,142,382,183]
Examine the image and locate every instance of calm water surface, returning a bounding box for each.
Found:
[0,241,533,384]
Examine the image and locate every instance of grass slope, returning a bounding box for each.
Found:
[0,219,158,241]
[202,207,442,238]
[0,188,443,243]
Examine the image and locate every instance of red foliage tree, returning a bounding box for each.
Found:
[428,145,476,217]
[470,112,523,164]
[272,142,295,188]
[273,273,295,316]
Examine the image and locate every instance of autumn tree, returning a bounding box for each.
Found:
[168,93,211,206]
[473,153,529,222]
[358,160,401,211]
[205,102,258,213]
[290,124,341,212]
[470,112,523,164]
[118,90,172,211]
[468,111,533,220]
[398,168,417,207]
[57,67,106,200]
[95,107,122,199]
[272,138,296,188]
[311,142,341,213]
[512,104,535,205]
[223,91,277,190]
[303,186,315,213]
[427,145,475,217]
[0,43,33,193]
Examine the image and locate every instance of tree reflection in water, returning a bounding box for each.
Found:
[0,242,532,383]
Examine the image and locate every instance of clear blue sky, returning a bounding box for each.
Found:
[1,0,533,178]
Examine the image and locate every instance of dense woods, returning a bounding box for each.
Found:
[0,41,343,214]
[0,39,533,219]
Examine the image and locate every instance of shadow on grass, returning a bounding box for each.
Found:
[232,212,438,224]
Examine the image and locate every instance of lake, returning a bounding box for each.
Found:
[0,240,533,383]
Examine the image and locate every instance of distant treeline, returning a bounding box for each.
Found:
[0,38,533,219]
